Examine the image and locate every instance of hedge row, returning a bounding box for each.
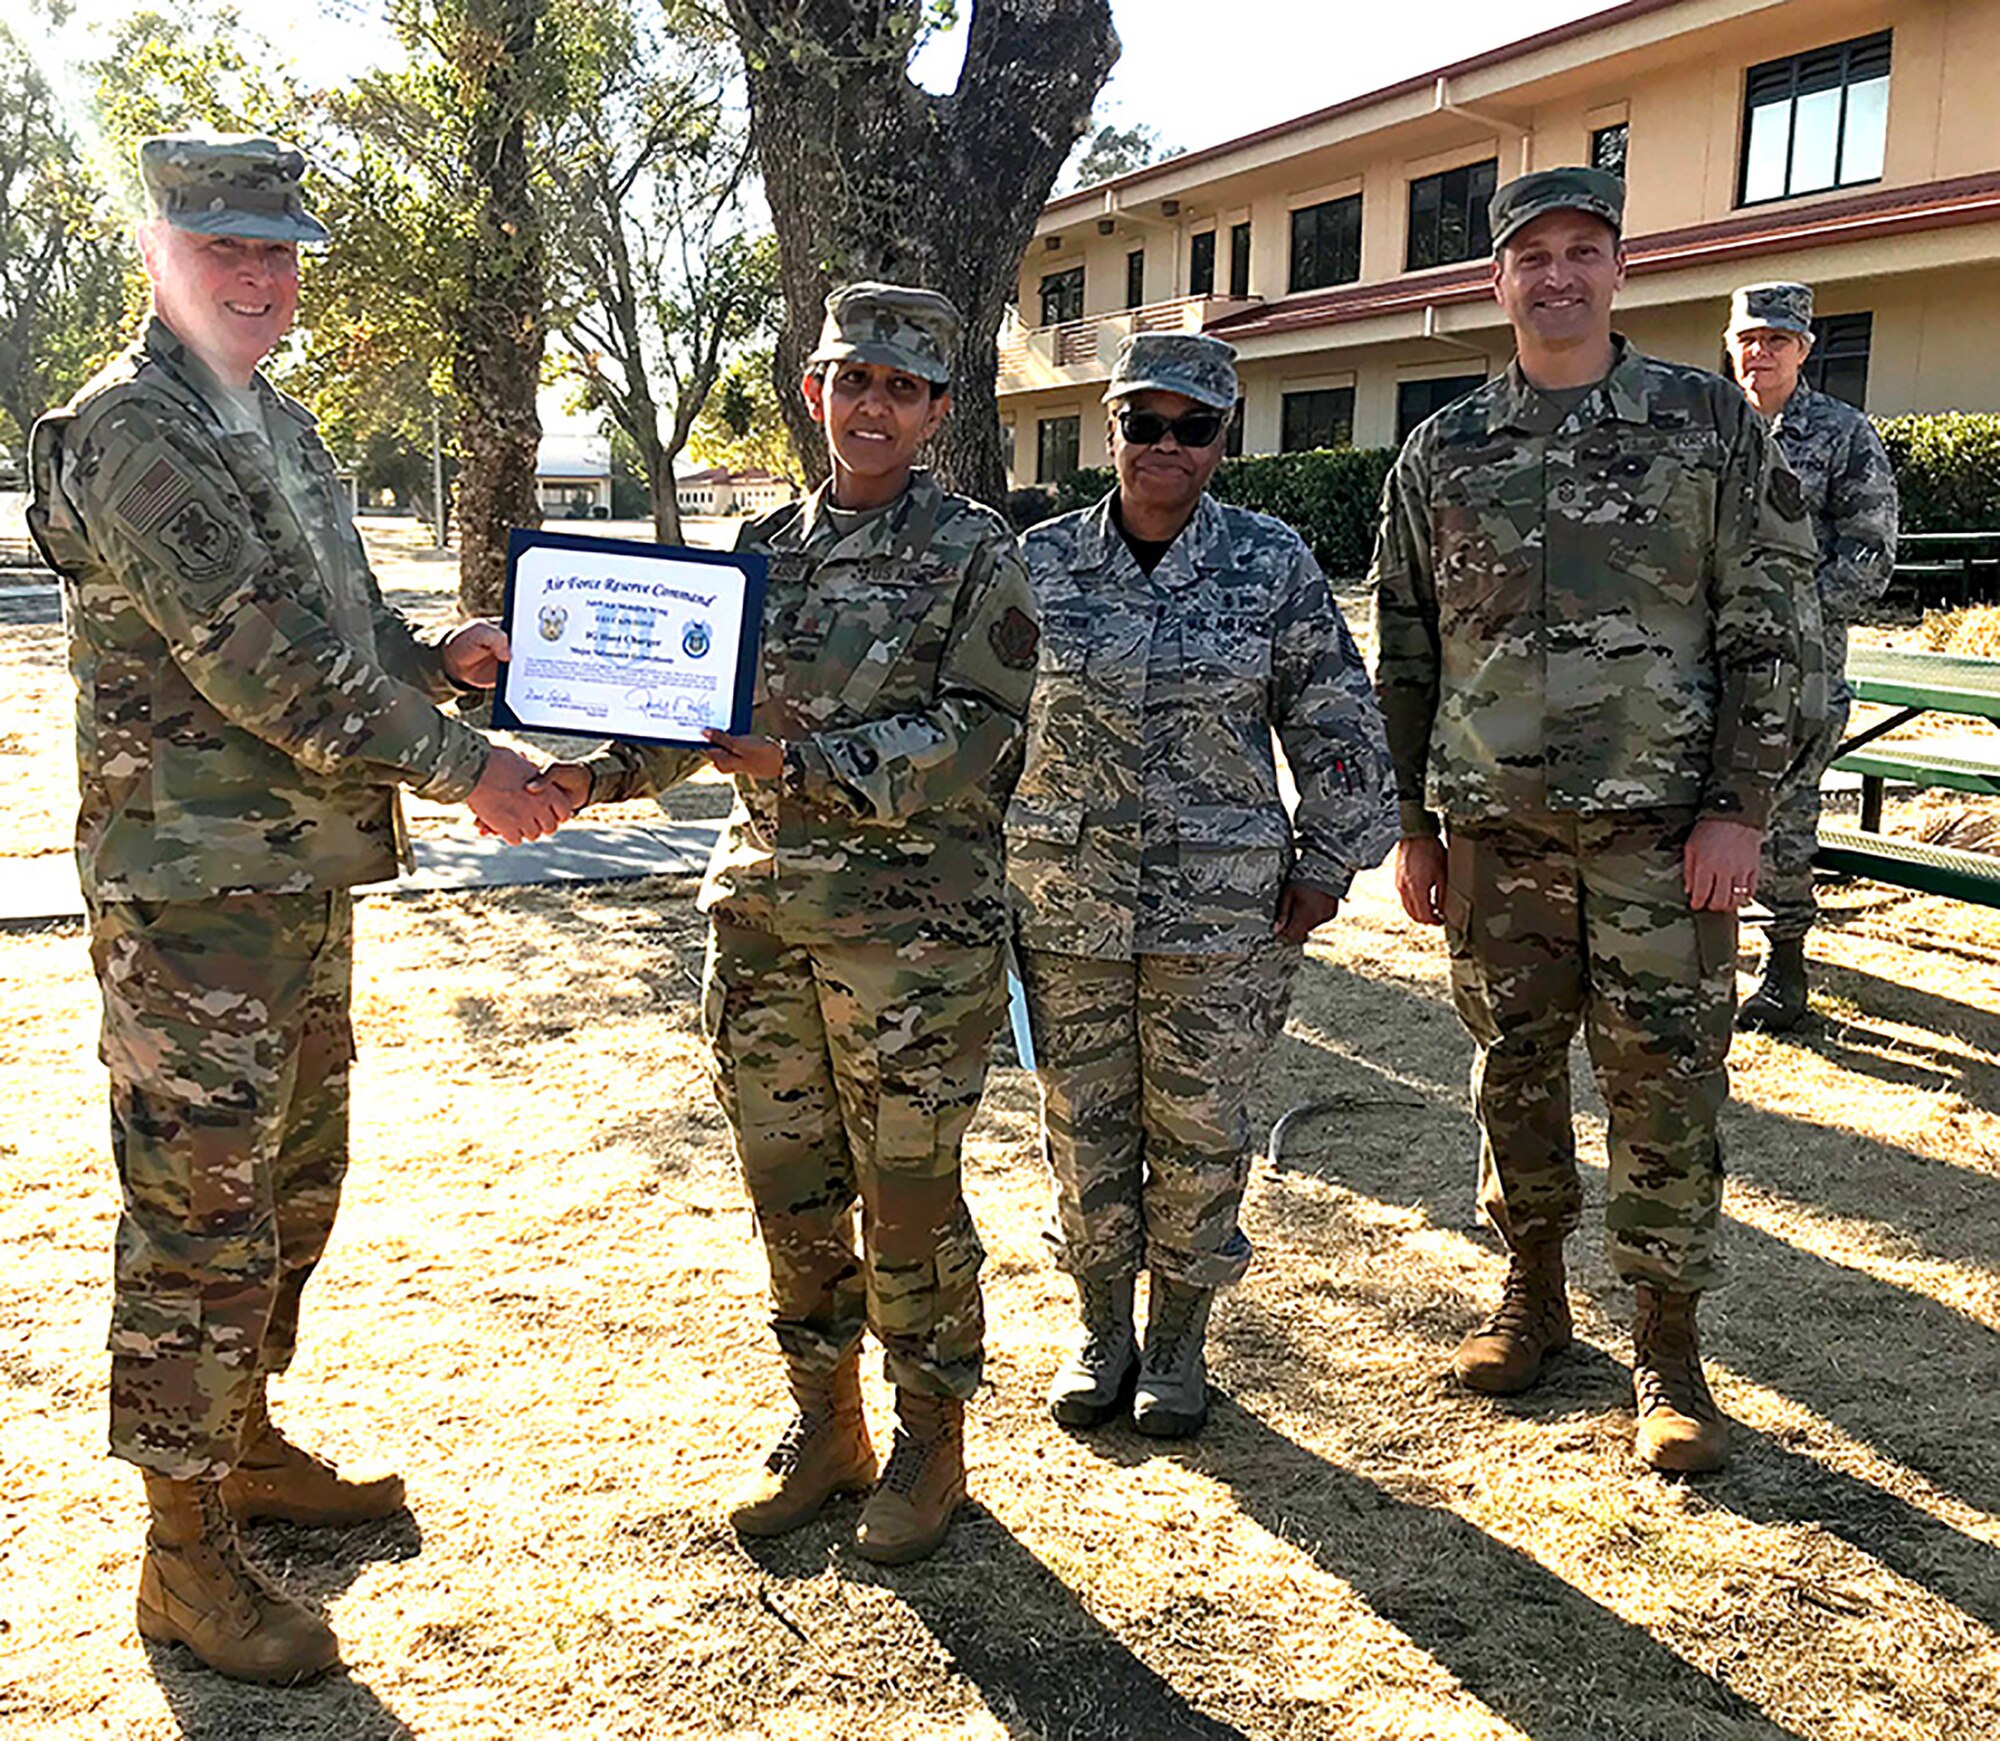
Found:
[1014,412,2000,577]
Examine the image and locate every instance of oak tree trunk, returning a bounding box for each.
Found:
[726,0,1117,507]
[450,0,548,615]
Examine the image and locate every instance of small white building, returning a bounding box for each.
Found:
[676,466,800,518]
[537,432,612,520]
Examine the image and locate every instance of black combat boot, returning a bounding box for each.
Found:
[1737,937,1808,1032]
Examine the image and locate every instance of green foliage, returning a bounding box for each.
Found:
[1053,447,1396,577]
[1071,120,1176,189]
[1874,412,2000,532]
[687,345,798,478]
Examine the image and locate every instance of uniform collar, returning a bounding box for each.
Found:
[1486,333,1650,435]
[795,467,944,559]
[141,315,296,435]
[1074,487,1235,587]
[1768,379,1825,436]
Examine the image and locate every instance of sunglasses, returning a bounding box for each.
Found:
[1115,406,1228,448]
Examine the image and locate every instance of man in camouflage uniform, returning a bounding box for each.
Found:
[548,284,1036,1563]
[1010,332,1396,1440]
[28,134,568,1682]
[1373,168,1815,1473]
[1725,281,1901,1031]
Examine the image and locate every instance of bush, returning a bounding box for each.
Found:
[1047,447,1396,577]
[1874,412,2000,533]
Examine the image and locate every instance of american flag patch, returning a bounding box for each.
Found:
[115,457,195,537]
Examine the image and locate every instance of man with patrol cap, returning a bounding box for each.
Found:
[1724,281,1900,1031]
[1373,167,1815,1472]
[28,133,570,1682]
[1009,331,1396,1440]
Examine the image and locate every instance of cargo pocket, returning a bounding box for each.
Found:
[1443,833,1476,948]
[1694,908,1738,980]
[107,1291,202,1361]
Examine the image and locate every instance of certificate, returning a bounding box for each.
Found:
[491,528,766,746]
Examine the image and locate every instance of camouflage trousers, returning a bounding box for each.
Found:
[86,890,354,1479]
[701,920,1003,1401]
[1443,810,1736,1292]
[1015,940,1301,1289]
[1760,697,1851,945]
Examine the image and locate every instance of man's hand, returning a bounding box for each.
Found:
[1684,818,1763,911]
[443,620,511,689]
[703,730,783,781]
[527,761,593,816]
[466,745,573,844]
[1395,834,1448,926]
[1273,882,1341,943]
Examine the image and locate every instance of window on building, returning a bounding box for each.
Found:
[1395,374,1486,445]
[1406,158,1498,271]
[1224,398,1245,458]
[1039,265,1084,327]
[1280,388,1355,453]
[1125,248,1145,309]
[1189,229,1217,296]
[1804,311,1873,408]
[1290,195,1363,293]
[1740,31,1891,205]
[1591,121,1629,179]
[1229,222,1251,297]
[1037,415,1081,483]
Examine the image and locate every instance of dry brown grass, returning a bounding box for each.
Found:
[1921,604,2000,660]
[6,557,2000,1739]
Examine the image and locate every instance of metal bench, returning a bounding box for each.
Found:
[1816,827,2000,906]
[1890,531,2000,607]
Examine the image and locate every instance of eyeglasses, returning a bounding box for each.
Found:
[1115,406,1228,448]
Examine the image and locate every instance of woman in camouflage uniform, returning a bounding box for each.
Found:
[548,283,1037,1564]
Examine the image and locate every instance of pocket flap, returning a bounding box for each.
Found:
[1006,796,1084,844]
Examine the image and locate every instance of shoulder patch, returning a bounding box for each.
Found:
[989,605,1040,670]
[115,456,197,538]
[1769,467,1806,522]
[158,494,244,580]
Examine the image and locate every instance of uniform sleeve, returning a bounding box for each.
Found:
[1703,403,1815,829]
[784,530,1039,824]
[72,401,491,803]
[1819,417,1901,625]
[576,739,708,806]
[1369,444,1444,838]
[1271,541,1397,895]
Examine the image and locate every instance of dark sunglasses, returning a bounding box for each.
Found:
[1115,406,1228,448]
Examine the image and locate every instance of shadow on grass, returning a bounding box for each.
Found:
[143,1511,422,1739]
[741,1512,1248,1740]
[1272,947,2000,1519]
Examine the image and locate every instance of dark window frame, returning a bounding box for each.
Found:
[1804,311,1873,408]
[1189,228,1217,297]
[1039,265,1084,328]
[1395,373,1486,445]
[1737,30,1893,208]
[1229,222,1251,297]
[1289,194,1363,293]
[1280,387,1355,453]
[1036,415,1081,484]
[1405,157,1498,272]
[1125,248,1145,310]
[1590,121,1629,179]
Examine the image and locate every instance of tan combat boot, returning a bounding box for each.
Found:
[1047,1273,1138,1430]
[728,1359,876,1538]
[1132,1277,1215,1439]
[219,1381,405,1527]
[136,1472,341,1684]
[1451,1237,1573,1394]
[853,1390,966,1566]
[1632,1284,1729,1473]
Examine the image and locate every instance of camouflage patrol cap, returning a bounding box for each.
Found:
[1101,332,1238,410]
[1488,166,1625,252]
[139,132,331,245]
[1727,281,1815,338]
[809,282,960,385]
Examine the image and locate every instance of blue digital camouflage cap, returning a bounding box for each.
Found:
[809,282,960,385]
[1101,332,1239,410]
[1727,281,1815,338]
[1488,166,1625,252]
[139,132,331,245]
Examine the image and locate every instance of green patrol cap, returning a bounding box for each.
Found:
[1102,332,1238,410]
[1488,165,1625,252]
[809,282,960,385]
[139,132,331,245]
[1728,281,1815,338]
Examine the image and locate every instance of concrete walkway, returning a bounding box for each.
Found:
[0,820,722,928]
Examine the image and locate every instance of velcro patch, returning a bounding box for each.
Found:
[989,605,1040,670]
[1769,467,1806,522]
[158,496,243,580]
[114,457,196,537]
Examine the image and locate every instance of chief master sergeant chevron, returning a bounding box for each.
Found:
[27,132,571,1684]
[1371,166,1815,1474]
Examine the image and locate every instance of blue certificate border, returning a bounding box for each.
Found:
[491,527,767,745]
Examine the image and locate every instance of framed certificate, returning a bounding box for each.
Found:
[491,528,766,746]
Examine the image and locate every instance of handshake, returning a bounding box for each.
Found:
[465,748,591,844]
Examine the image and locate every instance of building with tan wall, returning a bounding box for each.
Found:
[998,0,2000,487]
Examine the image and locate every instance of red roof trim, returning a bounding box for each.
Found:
[1206,172,2000,342]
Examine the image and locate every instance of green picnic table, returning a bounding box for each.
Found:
[1820,646,2000,904]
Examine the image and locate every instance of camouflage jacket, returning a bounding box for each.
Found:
[583,471,1037,947]
[27,318,490,902]
[1372,338,1817,836]
[1768,381,1900,695]
[1007,491,1397,959]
